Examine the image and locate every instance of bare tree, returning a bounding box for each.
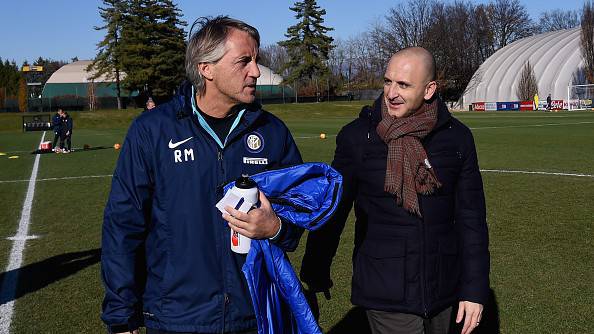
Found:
[327,38,347,80]
[581,1,594,83]
[350,32,387,89]
[87,81,98,111]
[259,44,289,77]
[539,9,580,32]
[473,4,496,62]
[369,0,437,54]
[516,61,538,101]
[490,0,535,49]
[423,1,499,101]
[343,0,536,100]
[426,1,480,100]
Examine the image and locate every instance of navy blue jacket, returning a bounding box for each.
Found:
[52,113,61,134]
[61,114,73,135]
[301,96,490,317]
[101,82,303,333]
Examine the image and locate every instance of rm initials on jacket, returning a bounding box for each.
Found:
[174,148,194,163]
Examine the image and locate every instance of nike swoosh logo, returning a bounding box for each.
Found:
[168,137,193,149]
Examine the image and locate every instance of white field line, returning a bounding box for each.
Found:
[2,146,88,154]
[0,174,113,184]
[469,121,594,130]
[480,169,593,178]
[0,131,45,333]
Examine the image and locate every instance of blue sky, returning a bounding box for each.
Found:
[0,0,585,66]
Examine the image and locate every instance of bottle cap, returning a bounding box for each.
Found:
[235,174,257,189]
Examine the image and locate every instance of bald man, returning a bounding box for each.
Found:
[301,47,490,334]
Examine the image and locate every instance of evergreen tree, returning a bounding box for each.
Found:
[31,57,67,90]
[0,59,21,97]
[0,59,8,108]
[151,0,186,97]
[88,0,126,109]
[119,0,186,99]
[279,0,334,86]
[9,61,21,97]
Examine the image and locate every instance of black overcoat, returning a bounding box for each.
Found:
[301,96,490,317]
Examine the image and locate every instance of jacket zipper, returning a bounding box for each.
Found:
[190,106,247,332]
[218,148,228,333]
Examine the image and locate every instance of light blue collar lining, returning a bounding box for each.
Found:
[191,86,245,149]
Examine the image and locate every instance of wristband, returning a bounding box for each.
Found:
[269,215,283,240]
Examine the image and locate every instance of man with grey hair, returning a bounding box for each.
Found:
[101,16,303,334]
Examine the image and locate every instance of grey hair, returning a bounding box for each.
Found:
[186,16,260,96]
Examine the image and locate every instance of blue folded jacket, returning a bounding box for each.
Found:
[224,162,343,334]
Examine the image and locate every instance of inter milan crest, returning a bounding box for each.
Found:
[245,132,264,153]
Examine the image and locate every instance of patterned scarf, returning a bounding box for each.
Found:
[375,96,441,217]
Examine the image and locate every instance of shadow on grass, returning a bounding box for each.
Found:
[326,289,500,334]
[0,248,101,304]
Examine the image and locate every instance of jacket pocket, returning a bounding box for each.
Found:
[437,238,460,298]
[354,238,406,302]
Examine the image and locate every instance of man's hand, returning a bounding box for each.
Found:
[456,300,483,334]
[223,191,280,239]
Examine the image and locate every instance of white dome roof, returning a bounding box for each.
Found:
[46,60,123,84]
[463,28,584,104]
[256,64,283,86]
[47,61,282,86]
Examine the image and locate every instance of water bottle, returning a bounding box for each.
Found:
[230,174,259,254]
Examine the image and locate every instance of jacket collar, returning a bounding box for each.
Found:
[175,80,263,122]
[360,93,452,132]
[174,81,264,143]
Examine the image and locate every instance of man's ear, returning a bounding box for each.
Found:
[198,63,214,80]
[424,81,437,100]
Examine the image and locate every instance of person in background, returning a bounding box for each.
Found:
[145,97,156,111]
[301,47,490,334]
[101,16,303,334]
[547,93,552,111]
[59,111,73,153]
[52,109,63,152]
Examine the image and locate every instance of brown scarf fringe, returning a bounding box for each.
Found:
[376,96,441,217]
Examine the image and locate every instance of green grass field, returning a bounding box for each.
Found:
[0,104,593,333]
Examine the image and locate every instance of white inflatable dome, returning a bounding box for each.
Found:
[462,28,584,105]
[256,64,283,86]
[45,60,121,83]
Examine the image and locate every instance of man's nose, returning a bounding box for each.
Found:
[249,61,261,78]
[386,84,400,99]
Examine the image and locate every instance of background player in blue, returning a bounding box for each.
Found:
[51,109,63,152]
[59,111,73,153]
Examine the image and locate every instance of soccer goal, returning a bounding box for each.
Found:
[567,84,594,110]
